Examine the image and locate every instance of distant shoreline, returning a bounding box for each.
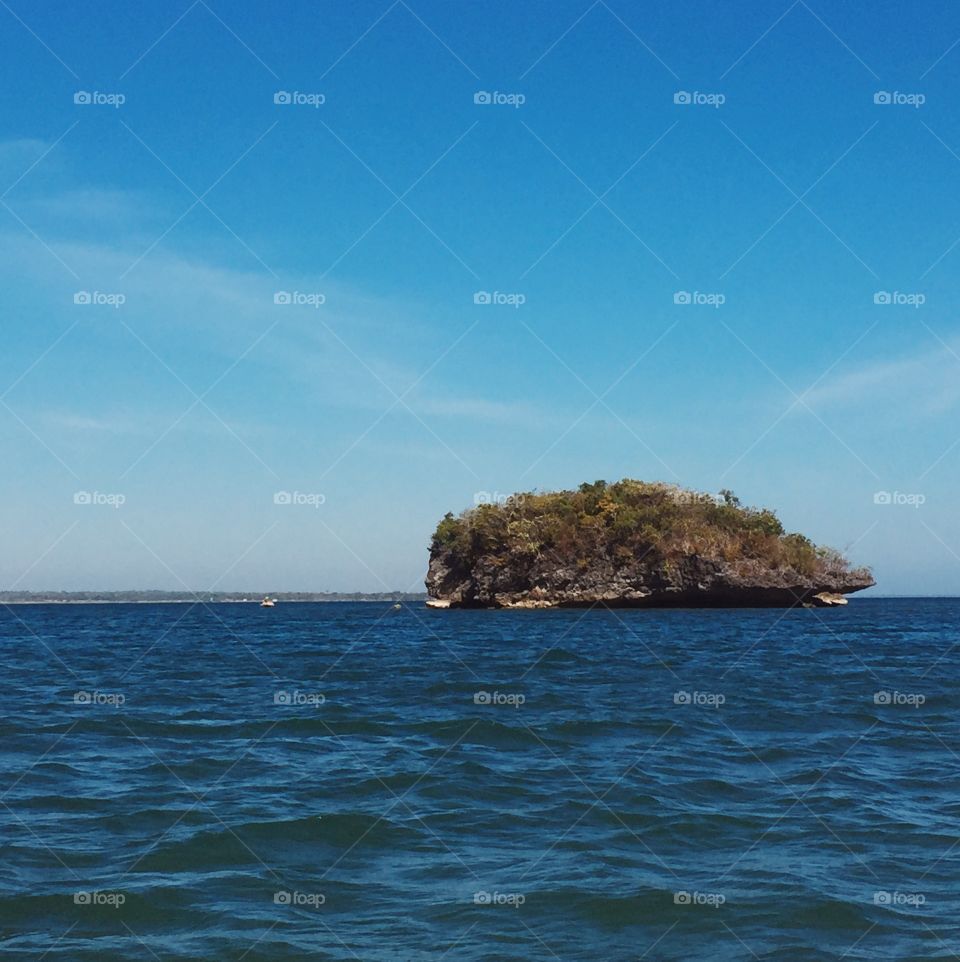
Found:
[0,600,421,605]
[0,592,427,605]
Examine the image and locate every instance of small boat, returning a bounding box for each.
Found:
[260,597,276,608]
[392,603,402,610]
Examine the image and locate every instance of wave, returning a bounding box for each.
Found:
[132,813,417,873]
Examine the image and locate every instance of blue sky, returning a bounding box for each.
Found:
[1,0,960,593]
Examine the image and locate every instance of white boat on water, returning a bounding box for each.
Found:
[260,597,276,608]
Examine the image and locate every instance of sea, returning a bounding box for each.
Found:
[0,598,955,960]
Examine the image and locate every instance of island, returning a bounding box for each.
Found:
[425,480,874,609]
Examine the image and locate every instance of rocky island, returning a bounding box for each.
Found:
[425,480,874,609]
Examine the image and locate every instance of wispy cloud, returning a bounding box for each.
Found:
[800,340,960,418]
[412,393,563,427]
[0,222,561,431]
[23,188,161,226]
[0,141,615,466]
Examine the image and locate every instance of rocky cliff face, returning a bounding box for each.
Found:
[425,549,875,608]
[424,480,875,609]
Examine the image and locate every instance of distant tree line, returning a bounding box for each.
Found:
[0,590,426,604]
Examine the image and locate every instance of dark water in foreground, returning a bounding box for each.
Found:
[0,598,957,960]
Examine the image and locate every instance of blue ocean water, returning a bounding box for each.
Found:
[0,598,956,960]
